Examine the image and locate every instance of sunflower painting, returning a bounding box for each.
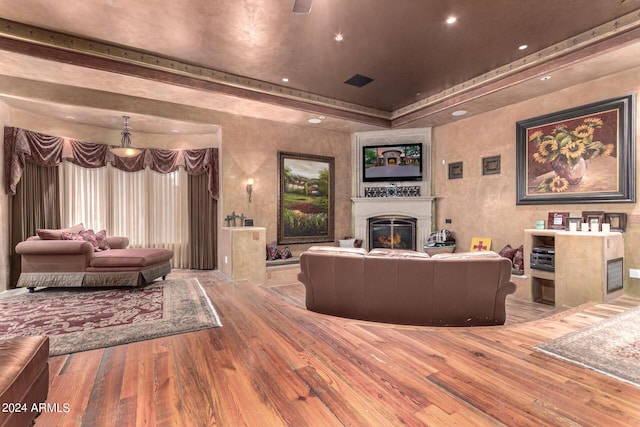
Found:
[516,95,635,205]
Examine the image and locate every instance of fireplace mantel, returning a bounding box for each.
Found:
[352,197,434,250]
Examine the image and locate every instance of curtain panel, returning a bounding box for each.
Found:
[9,161,61,287]
[60,162,192,268]
[4,127,219,199]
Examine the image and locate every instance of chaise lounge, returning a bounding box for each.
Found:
[15,224,173,291]
[298,246,517,326]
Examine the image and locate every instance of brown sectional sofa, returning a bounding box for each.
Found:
[0,336,49,427]
[15,233,173,291]
[297,246,517,326]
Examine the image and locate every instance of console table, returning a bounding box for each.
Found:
[524,229,624,307]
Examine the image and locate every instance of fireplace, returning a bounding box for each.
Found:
[368,217,417,250]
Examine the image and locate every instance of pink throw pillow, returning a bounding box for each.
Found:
[94,230,111,251]
[79,229,100,250]
[37,223,85,240]
[61,231,84,242]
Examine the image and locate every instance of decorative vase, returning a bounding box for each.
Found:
[552,156,586,185]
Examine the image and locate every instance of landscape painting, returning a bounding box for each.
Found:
[278,151,335,244]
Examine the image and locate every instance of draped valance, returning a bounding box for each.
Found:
[3,127,219,199]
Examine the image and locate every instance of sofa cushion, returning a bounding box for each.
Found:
[90,248,174,268]
[431,250,500,259]
[369,248,430,258]
[37,223,85,240]
[307,246,368,256]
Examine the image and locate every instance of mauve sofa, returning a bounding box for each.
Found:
[15,225,173,291]
[297,246,517,326]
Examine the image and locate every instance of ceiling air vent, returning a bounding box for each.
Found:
[344,74,374,88]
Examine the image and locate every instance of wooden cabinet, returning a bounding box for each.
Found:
[219,227,266,285]
[524,229,624,307]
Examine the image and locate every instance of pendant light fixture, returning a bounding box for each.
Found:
[111,115,142,157]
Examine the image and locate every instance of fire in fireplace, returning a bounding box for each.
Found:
[368,217,417,250]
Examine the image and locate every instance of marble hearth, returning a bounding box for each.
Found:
[352,197,434,250]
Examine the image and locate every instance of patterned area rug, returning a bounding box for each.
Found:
[0,278,221,356]
[536,306,640,388]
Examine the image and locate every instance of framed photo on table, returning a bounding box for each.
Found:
[565,217,583,231]
[604,213,627,232]
[582,211,605,228]
[547,212,569,230]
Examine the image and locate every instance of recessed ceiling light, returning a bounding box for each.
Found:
[334,33,344,42]
[451,110,467,117]
[540,75,551,81]
[518,44,528,50]
[446,16,457,24]
[308,118,322,124]
[282,77,289,82]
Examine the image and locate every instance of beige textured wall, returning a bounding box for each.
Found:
[220,114,352,255]
[433,66,640,297]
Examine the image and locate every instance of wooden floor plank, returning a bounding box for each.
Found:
[38,269,640,426]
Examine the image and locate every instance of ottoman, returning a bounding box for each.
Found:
[84,248,174,287]
[0,336,49,427]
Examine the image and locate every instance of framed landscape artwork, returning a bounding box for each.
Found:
[516,95,635,205]
[277,151,335,245]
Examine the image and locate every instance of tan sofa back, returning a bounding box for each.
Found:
[298,247,516,326]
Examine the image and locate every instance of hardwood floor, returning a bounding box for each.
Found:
[40,268,640,426]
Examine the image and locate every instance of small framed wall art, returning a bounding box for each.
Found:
[448,162,463,179]
[482,155,501,175]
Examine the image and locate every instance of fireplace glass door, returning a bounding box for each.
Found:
[368,217,417,250]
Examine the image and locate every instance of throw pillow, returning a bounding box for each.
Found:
[79,229,100,251]
[266,241,280,261]
[498,244,517,261]
[37,223,85,240]
[338,238,356,248]
[94,230,111,251]
[512,245,524,271]
[278,247,292,259]
[61,231,84,242]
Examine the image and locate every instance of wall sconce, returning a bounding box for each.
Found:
[246,178,254,202]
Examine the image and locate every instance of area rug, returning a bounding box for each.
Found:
[0,278,222,356]
[536,306,640,388]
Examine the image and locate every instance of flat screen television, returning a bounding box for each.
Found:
[362,143,423,182]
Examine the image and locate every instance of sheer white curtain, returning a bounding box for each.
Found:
[60,161,189,267]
